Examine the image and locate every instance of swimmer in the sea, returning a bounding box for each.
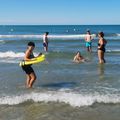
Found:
[73,51,85,63]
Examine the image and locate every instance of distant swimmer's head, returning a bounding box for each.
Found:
[76,51,81,56]
[28,42,35,50]
[28,42,35,47]
[45,32,49,35]
[87,30,91,34]
[98,32,104,38]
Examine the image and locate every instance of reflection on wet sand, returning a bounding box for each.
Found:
[98,64,105,80]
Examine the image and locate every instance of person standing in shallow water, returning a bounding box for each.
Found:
[98,32,107,64]
[21,42,36,88]
[43,32,49,52]
[85,30,93,52]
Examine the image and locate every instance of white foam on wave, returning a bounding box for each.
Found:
[0,51,24,58]
[0,35,43,39]
[0,51,39,64]
[49,34,96,38]
[0,59,19,64]
[107,49,120,52]
[0,40,5,44]
[116,34,120,36]
[0,91,120,107]
[0,40,4,42]
[0,34,96,39]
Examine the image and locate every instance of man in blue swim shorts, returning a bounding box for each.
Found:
[86,41,92,47]
[85,30,93,52]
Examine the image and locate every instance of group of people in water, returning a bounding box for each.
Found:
[21,31,107,88]
[74,31,107,63]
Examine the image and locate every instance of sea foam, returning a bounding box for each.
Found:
[0,34,96,39]
[0,91,120,107]
[116,34,120,36]
[0,51,24,58]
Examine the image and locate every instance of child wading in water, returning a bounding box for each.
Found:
[21,42,37,88]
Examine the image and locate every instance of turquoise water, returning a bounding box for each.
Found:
[0,25,120,120]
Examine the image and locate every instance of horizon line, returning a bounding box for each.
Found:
[0,24,120,26]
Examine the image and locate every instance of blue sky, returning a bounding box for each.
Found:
[0,0,120,25]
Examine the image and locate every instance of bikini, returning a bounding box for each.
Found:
[98,43,106,52]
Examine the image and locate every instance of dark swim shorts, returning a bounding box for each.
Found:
[43,43,47,47]
[22,65,34,74]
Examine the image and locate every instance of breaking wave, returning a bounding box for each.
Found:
[0,51,24,58]
[0,34,96,39]
[0,91,120,107]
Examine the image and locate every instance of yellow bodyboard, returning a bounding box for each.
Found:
[19,54,45,66]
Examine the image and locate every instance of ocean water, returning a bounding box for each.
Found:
[0,25,120,120]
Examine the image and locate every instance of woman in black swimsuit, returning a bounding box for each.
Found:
[98,32,107,64]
